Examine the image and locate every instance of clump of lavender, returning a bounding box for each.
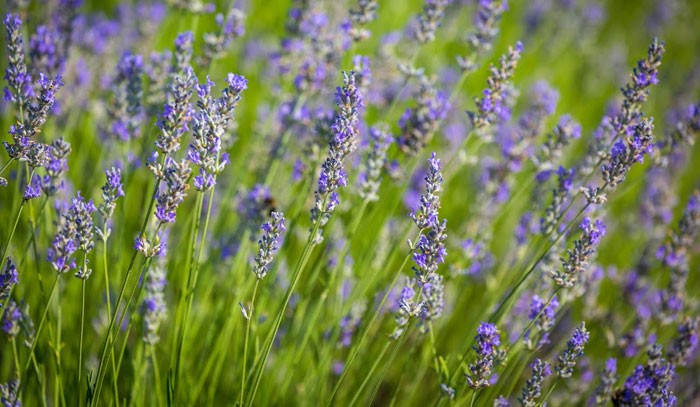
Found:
[540,166,574,236]
[657,190,700,317]
[466,322,506,389]
[613,344,676,406]
[468,42,523,133]
[667,316,699,366]
[345,0,378,42]
[1,300,21,337]
[3,13,32,112]
[601,117,655,188]
[188,73,247,192]
[95,167,124,242]
[550,218,606,288]
[397,77,450,156]
[555,322,589,378]
[142,252,168,345]
[152,157,192,224]
[40,138,70,197]
[201,7,246,68]
[518,358,552,407]
[358,125,392,202]
[414,0,451,44]
[410,153,443,230]
[108,52,144,141]
[591,358,617,406]
[253,212,286,279]
[524,294,559,350]
[533,115,581,172]
[458,0,508,73]
[310,71,363,243]
[0,380,20,406]
[48,193,96,276]
[0,259,18,302]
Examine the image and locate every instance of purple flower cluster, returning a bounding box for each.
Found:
[345,0,378,42]
[48,193,96,277]
[601,117,655,188]
[3,14,32,109]
[0,259,18,302]
[412,219,447,282]
[667,316,699,366]
[153,157,192,224]
[466,322,505,389]
[555,322,589,378]
[188,73,247,192]
[201,7,246,68]
[410,153,443,230]
[0,379,21,407]
[518,358,552,407]
[540,166,574,235]
[551,218,606,288]
[397,77,450,156]
[468,42,523,132]
[657,190,700,317]
[142,252,168,345]
[458,0,508,72]
[1,300,20,337]
[614,345,676,406]
[40,138,71,197]
[109,52,144,141]
[358,125,392,202]
[253,212,286,279]
[414,0,451,44]
[534,114,581,172]
[524,294,559,350]
[311,71,364,242]
[592,358,618,406]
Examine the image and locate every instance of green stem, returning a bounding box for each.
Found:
[78,278,86,401]
[241,279,260,407]
[347,340,392,406]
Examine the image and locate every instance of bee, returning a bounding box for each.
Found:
[261,196,278,216]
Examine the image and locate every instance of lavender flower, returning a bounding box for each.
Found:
[397,77,450,155]
[409,153,443,229]
[468,42,523,132]
[108,52,144,141]
[412,219,447,282]
[613,345,676,406]
[40,138,70,197]
[453,238,494,277]
[667,316,699,366]
[173,31,195,75]
[29,25,63,79]
[390,279,422,339]
[310,71,363,242]
[0,379,21,406]
[3,14,32,111]
[550,218,606,288]
[1,300,20,337]
[555,322,589,378]
[524,294,559,350]
[467,322,506,389]
[658,190,700,317]
[346,0,378,42]
[155,66,196,154]
[592,358,618,406]
[253,211,286,279]
[0,259,18,302]
[414,0,451,44]
[142,256,167,345]
[601,117,655,189]
[358,125,392,202]
[187,74,247,192]
[458,0,508,72]
[418,273,445,331]
[23,174,41,200]
[518,359,552,407]
[518,81,559,141]
[534,115,581,171]
[540,166,574,235]
[201,7,246,68]
[48,192,96,276]
[153,157,192,224]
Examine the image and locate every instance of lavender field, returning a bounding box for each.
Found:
[1,0,699,405]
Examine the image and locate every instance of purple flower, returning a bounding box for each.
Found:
[142,253,167,345]
[253,212,286,279]
[551,218,606,288]
[397,78,450,155]
[555,322,590,378]
[410,153,443,229]
[614,345,676,406]
[518,358,552,406]
[467,322,505,389]
[0,259,18,302]
[414,0,451,44]
[23,174,42,200]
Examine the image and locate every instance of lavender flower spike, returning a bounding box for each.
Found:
[358,125,392,202]
[410,152,443,230]
[467,322,506,389]
[310,71,364,243]
[667,316,699,366]
[3,14,32,111]
[346,0,378,42]
[0,379,21,406]
[613,344,676,406]
[0,258,19,302]
[592,358,618,406]
[555,322,589,378]
[253,212,286,279]
[142,256,168,345]
[458,0,508,73]
[550,218,606,288]
[518,358,552,407]
[414,0,451,44]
